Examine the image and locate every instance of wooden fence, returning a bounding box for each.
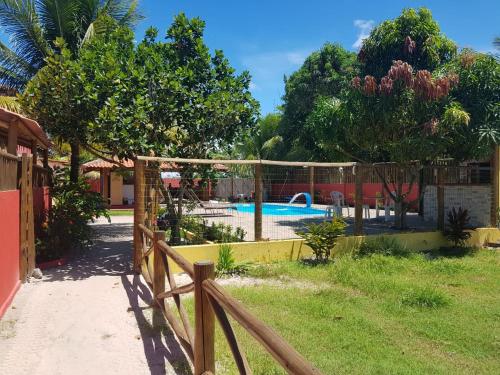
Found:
[136,223,322,374]
[134,159,321,374]
[0,151,18,190]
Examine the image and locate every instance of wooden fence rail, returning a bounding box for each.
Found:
[136,224,322,374]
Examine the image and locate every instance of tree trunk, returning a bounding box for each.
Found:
[170,185,185,245]
[70,141,80,183]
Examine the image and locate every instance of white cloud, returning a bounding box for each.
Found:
[240,49,312,114]
[241,49,310,82]
[286,51,308,65]
[249,81,259,91]
[352,19,375,49]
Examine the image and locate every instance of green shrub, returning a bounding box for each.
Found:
[444,207,472,247]
[296,218,347,263]
[215,244,249,277]
[180,215,205,244]
[178,216,246,244]
[36,169,109,262]
[401,286,450,308]
[356,236,410,258]
[205,222,246,243]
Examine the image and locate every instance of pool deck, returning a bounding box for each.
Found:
[189,203,437,241]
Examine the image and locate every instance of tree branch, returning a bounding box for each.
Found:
[81,144,128,168]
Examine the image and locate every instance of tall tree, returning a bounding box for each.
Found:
[312,61,469,228]
[440,50,500,160]
[358,8,456,78]
[21,38,89,181]
[0,0,141,91]
[85,14,258,160]
[280,43,357,160]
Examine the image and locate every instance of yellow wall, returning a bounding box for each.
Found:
[165,228,499,274]
[110,172,123,206]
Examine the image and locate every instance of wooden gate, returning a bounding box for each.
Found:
[19,154,35,281]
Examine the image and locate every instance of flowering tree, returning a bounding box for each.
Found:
[311,60,469,228]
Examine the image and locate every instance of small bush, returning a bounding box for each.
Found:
[215,244,249,277]
[401,287,450,308]
[205,222,246,243]
[356,236,410,258]
[36,169,109,262]
[297,217,347,263]
[444,207,472,247]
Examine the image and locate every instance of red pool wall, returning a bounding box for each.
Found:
[270,183,419,207]
[0,190,20,319]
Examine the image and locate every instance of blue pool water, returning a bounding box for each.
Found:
[233,203,325,216]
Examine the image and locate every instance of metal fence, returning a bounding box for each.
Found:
[134,157,493,245]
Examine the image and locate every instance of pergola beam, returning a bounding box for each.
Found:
[136,156,356,168]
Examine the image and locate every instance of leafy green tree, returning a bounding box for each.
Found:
[280,43,357,160]
[21,39,88,181]
[440,50,500,160]
[235,113,283,160]
[359,8,456,78]
[0,0,141,90]
[313,61,469,228]
[22,14,258,185]
[88,14,258,161]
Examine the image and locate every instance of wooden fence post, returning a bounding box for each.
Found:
[437,168,445,231]
[490,146,500,227]
[153,230,166,327]
[309,166,315,204]
[254,163,263,241]
[7,119,18,154]
[354,164,363,235]
[19,154,35,281]
[153,231,166,302]
[134,160,146,273]
[194,261,215,375]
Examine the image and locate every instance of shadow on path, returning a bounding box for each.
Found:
[122,275,192,375]
[42,223,133,282]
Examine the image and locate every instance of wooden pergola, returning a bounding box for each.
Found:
[0,108,50,165]
[82,157,228,207]
[0,108,51,163]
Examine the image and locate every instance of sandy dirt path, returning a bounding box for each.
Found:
[0,217,192,375]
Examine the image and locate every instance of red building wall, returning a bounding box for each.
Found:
[270,183,419,208]
[0,190,20,319]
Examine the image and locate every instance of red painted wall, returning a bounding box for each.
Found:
[87,179,101,193]
[0,190,20,319]
[270,183,419,208]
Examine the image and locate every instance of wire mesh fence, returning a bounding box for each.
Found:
[134,157,493,245]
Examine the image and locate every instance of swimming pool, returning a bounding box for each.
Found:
[233,203,325,216]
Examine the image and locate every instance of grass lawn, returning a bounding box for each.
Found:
[184,249,499,374]
[108,209,134,216]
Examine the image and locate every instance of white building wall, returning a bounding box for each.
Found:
[423,185,491,227]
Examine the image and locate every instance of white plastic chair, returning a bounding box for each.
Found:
[384,191,396,222]
[326,191,350,218]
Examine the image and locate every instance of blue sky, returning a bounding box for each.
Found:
[2,1,498,115]
[134,0,499,115]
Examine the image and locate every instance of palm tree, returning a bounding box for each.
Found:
[494,37,500,51]
[236,113,283,160]
[0,0,141,91]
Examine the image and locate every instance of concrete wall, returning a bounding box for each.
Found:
[214,178,255,199]
[165,229,500,274]
[0,190,20,318]
[123,184,134,204]
[423,185,491,227]
[110,172,123,206]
